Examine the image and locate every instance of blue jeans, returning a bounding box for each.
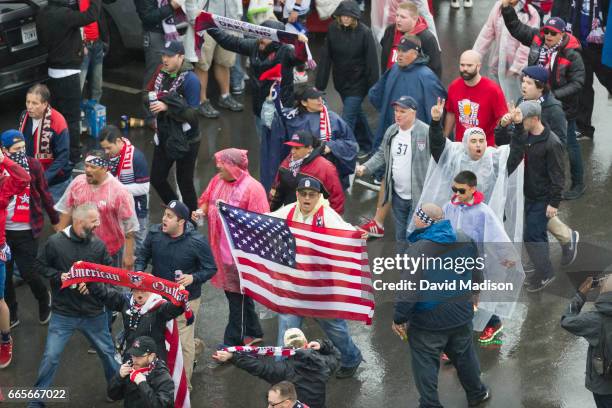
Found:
[566,119,584,187]
[409,323,488,408]
[29,313,119,407]
[341,96,373,153]
[135,216,148,257]
[524,200,554,281]
[0,261,5,299]
[277,314,362,368]
[594,393,612,408]
[48,178,72,204]
[391,191,412,242]
[230,56,245,90]
[80,40,104,102]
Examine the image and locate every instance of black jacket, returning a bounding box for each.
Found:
[315,1,379,97]
[35,227,112,318]
[502,5,585,119]
[231,339,340,408]
[88,285,184,362]
[380,23,441,78]
[37,0,101,69]
[207,27,301,116]
[134,0,175,34]
[107,359,174,408]
[497,123,565,207]
[561,291,612,395]
[495,92,568,144]
[135,223,216,301]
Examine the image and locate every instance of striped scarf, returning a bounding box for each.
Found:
[538,40,561,70]
[319,104,331,141]
[221,346,297,357]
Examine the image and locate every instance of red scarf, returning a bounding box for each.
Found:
[18,107,54,168]
[319,105,331,142]
[5,152,31,223]
[110,138,135,178]
[287,205,325,227]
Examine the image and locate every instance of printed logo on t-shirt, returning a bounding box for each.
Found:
[458,99,480,128]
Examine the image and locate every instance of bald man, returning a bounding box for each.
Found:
[393,202,490,407]
[561,274,612,406]
[442,50,508,146]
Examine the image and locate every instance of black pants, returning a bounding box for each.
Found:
[223,291,263,346]
[3,230,48,319]
[409,323,488,408]
[577,45,612,137]
[48,73,82,163]
[150,141,200,212]
[594,393,612,408]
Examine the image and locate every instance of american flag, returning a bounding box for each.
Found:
[218,203,375,324]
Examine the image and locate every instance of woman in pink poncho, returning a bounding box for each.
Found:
[195,148,269,346]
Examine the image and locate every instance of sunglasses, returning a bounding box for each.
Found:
[451,186,467,194]
[267,398,289,407]
[543,28,560,36]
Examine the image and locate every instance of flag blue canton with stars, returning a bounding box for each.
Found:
[219,203,297,268]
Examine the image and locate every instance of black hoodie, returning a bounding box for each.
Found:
[35,226,112,317]
[315,0,380,97]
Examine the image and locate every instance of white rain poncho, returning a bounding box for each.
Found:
[443,193,525,328]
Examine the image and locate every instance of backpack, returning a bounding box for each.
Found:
[592,315,612,378]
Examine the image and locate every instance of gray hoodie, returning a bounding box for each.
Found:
[561,291,612,395]
[362,119,430,206]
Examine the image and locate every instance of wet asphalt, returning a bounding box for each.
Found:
[1,0,612,406]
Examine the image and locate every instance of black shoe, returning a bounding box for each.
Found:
[576,131,594,141]
[199,100,220,118]
[468,388,491,406]
[523,263,536,275]
[563,184,586,200]
[561,230,579,266]
[336,361,360,379]
[39,290,52,325]
[357,150,370,160]
[9,318,20,329]
[231,84,245,95]
[526,276,556,293]
[218,94,244,112]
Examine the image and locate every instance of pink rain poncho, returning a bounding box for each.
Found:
[198,149,270,293]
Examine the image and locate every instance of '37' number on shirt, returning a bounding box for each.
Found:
[396,143,409,156]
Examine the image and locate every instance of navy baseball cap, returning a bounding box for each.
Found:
[397,36,421,52]
[127,336,157,357]
[543,17,566,33]
[299,87,325,101]
[392,96,418,110]
[164,200,190,221]
[285,130,315,147]
[160,40,185,56]
[297,177,321,192]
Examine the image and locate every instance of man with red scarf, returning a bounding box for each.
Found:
[99,125,150,254]
[1,130,58,330]
[0,147,31,369]
[18,84,72,203]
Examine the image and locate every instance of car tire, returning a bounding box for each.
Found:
[103,10,128,68]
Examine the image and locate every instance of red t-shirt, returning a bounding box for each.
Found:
[80,0,100,41]
[445,77,508,146]
[387,30,404,69]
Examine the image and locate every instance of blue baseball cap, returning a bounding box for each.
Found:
[392,96,418,110]
[297,177,321,192]
[1,129,25,149]
[163,200,190,221]
[160,40,185,56]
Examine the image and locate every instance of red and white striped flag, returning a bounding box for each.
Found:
[218,203,375,324]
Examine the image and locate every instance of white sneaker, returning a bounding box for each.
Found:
[463,0,473,7]
[450,0,461,8]
[293,68,308,84]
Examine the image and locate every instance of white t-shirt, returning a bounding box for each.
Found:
[6,196,31,231]
[31,118,42,135]
[391,127,413,200]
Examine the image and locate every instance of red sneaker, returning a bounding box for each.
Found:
[243,336,263,346]
[479,323,503,343]
[357,219,384,238]
[0,339,13,369]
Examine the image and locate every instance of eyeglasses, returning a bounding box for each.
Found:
[451,186,466,194]
[542,29,560,36]
[298,190,319,198]
[267,398,289,407]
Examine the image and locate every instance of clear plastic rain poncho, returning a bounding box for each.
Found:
[410,130,525,329]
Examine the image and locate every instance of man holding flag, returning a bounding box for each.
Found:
[218,176,370,380]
